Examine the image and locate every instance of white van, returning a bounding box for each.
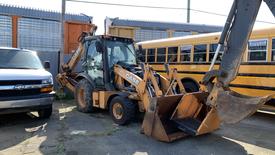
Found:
[0,47,54,118]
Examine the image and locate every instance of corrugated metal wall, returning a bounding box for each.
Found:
[0,15,12,47]
[18,18,61,52]
[135,29,168,42]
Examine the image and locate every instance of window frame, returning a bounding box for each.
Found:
[271,38,275,62]
[193,44,207,62]
[180,45,192,62]
[209,43,224,62]
[247,38,268,62]
[156,47,167,62]
[146,48,156,63]
[167,46,178,63]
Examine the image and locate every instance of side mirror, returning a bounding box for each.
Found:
[44,61,50,70]
[95,41,104,53]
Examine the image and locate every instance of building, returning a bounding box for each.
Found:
[105,17,223,42]
[0,4,93,54]
[0,4,93,84]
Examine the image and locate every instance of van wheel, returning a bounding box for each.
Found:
[38,106,52,118]
[109,96,136,125]
[75,79,94,113]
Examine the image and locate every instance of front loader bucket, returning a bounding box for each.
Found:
[142,92,220,142]
[142,89,271,142]
[215,89,273,124]
[170,92,220,136]
[142,94,187,142]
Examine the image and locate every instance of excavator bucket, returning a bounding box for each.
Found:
[214,89,273,124]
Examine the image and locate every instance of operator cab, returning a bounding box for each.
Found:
[84,35,137,90]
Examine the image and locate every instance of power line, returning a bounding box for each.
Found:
[66,0,275,24]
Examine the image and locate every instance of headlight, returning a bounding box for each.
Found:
[41,77,54,93]
[42,77,53,85]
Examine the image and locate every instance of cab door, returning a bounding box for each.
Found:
[85,41,104,87]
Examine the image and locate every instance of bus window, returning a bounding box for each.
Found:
[194,44,207,62]
[138,49,146,62]
[209,44,224,62]
[147,48,156,62]
[180,45,191,62]
[248,39,267,61]
[272,38,275,61]
[157,48,166,62]
[168,47,178,62]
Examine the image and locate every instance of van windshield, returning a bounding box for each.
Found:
[0,49,43,69]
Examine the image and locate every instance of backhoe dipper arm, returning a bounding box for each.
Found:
[203,0,275,123]
[217,0,262,86]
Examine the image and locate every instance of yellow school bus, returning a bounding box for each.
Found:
[137,27,275,112]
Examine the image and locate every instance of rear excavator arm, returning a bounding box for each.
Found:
[203,0,275,123]
[56,25,97,92]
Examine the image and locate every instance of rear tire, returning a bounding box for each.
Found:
[75,79,94,113]
[109,96,136,125]
[38,106,52,119]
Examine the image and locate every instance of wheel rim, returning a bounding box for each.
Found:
[112,102,123,120]
[77,87,86,108]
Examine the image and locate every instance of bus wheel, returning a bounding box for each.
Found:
[182,80,200,93]
[176,80,199,93]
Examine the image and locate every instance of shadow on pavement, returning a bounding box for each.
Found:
[217,112,275,151]
[0,112,49,152]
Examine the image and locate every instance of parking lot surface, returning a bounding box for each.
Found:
[0,100,275,155]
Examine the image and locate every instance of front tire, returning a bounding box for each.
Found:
[38,106,52,118]
[75,79,94,113]
[109,96,136,125]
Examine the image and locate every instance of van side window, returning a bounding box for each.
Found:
[194,44,206,62]
[168,47,178,62]
[180,45,191,62]
[147,48,156,62]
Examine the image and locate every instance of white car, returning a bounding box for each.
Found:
[0,47,54,118]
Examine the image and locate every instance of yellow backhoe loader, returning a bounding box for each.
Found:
[57,0,275,142]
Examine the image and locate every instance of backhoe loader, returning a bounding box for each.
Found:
[57,0,275,142]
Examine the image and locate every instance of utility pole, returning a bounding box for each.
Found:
[187,0,190,23]
[60,0,66,72]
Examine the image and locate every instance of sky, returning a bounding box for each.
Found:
[0,0,275,34]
